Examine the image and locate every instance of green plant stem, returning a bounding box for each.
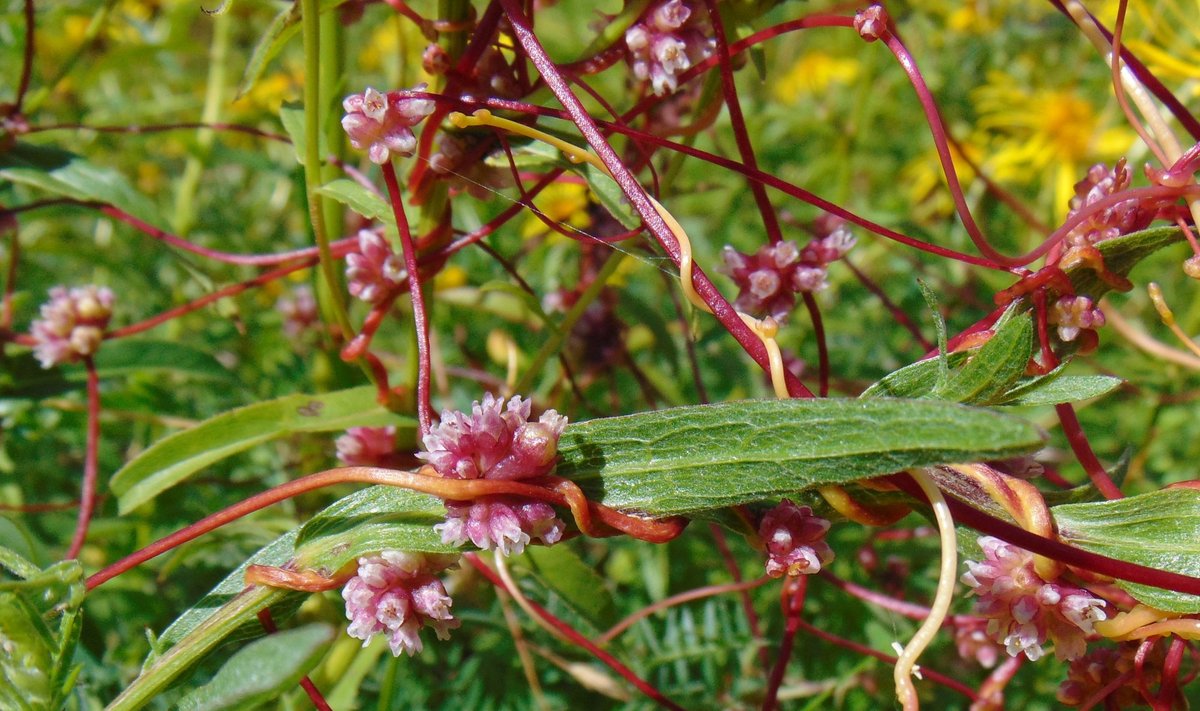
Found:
[513,250,627,395]
[173,10,231,235]
[301,0,353,343]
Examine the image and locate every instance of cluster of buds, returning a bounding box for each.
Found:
[1049,295,1105,343]
[429,133,514,199]
[276,285,318,339]
[30,286,114,368]
[342,551,460,657]
[346,230,404,304]
[758,499,835,577]
[624,0,715,96]
[336,426,398,467]
[419,394,569,555]
[719,218,856,320]
[1064,160,1158,249]
[1057,643,1160,707]
[422,45,522,100]
[341,86,435,164]
[962,536,1108,662]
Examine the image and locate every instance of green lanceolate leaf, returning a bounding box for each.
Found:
[523,545,618,631]
[1066,225,1184,299]
[860,351,969,400]
[933,311,1033,405]
[1054,488,1200,613]
[176,624,336,711]
[579,162,641,229]
[316,179,395,237]
[112,487,447,710]
[558,398,1044,516]
[110,386,415,513]
[0,142,161,224]
[1000,374,1122,406]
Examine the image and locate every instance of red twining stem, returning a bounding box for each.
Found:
[382,162,434,436]
[65,358,101,560]
[465,553,687,711]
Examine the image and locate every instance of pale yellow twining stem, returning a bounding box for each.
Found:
[1066,1,1200,230]
[1148,282,1200,358]
[449,110,790,398]
[949,463,1061,581]
[1096,603,1200,641]
[893,469,958,711]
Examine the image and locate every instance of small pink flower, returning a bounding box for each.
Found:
[720,223,855,320]
[624,0,715,96]
[276,285,319,339]
[342,551,460,657]
[759,499,834,577]
[1049,295,1105,342]
[30,285,114,368]
[954,618,1002,668]
[962,536,1107,662]
[342,85,435,164]
[1065,160,1164,249]
[336,426,397,466]
[346,230,405,304]
[420,394,569,555]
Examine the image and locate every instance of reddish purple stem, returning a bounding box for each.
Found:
[465,553,687,711]
[66,357,100,560]
[382,161,433,436]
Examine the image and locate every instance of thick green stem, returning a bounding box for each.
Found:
[173,9,231,234]
[301,0,353,341]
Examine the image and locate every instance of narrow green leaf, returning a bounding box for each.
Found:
[579,162,641,229]
[1067,225,1183,299]
[315,179,395,236]
[75,339,234,382]
[524,545,618,630]
[860,351,969,399]
[1001,374,1122,406]
[559,398,1045,516]
[1055,488,1200,612]
[916,279,949,388]
[176,624,336,711]
[236,1,301,99]
[934,311,1032,404]
[482,139,563,171]
[110,386,415,513]
[279,102,328,166]
[0,142,160,224]
[116,488,446,710]
[0,551,83,710]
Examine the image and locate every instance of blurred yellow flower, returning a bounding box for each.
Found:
[233,64,303,117]
[521,182,590,239]
[901,138,983,222]
[973,70,1132,220]
[1122,0,1200,96]
[772,52,860,102]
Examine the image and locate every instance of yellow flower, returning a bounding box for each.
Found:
[972,70,1133,220]
[1121,0,1200,96]
[772,52,860,102]
[520,182,591,239]
[901,139,983,222]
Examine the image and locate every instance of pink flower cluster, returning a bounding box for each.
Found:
[758,499,834,577]
[1049,295,1105,343]
[346,230,404,304]
[953,618,1003,668]
[719,221,856,320]
[336,426,398,466]
[419,394,569,555]
[1065,160,1158,249]
[341,86,435,164]
[1057,643,1156,707]
[962,536,1107,662]
[625,0,715,96]
[30,285,114,368]
[342,551,460,657]
[276,285,318,339]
